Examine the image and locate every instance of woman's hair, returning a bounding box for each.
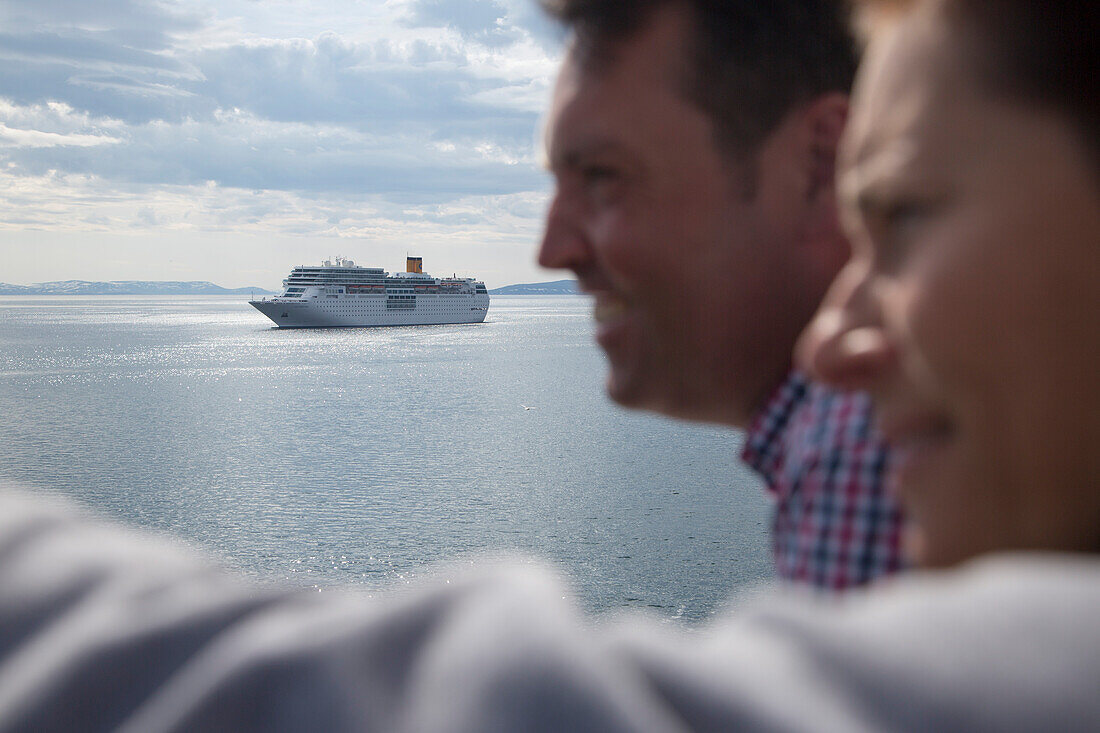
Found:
[858,0,1099,172]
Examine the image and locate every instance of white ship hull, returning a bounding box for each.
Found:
[250,256,490,328]
[250,294,490,328]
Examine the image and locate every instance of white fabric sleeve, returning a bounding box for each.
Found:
[1,489,1098,732]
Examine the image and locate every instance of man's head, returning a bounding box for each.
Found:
[798,0,1100,566]
[538,0,858,425]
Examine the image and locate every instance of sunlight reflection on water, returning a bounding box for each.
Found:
[0,294,772,621]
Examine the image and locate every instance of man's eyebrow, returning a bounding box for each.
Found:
[548,138,631,170]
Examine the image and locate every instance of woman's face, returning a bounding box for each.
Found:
[798,7,1100,567]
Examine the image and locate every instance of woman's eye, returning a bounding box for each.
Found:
[882,201,928,233]
[864,197,943,271]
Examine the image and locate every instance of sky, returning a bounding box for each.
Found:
[0,0,567,289]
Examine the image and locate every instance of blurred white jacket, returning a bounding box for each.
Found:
[0,489,1097,732]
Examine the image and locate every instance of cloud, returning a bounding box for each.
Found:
[405,0,564,51]
[188,35,536,128]
[0,17,556,197]
[0,124,121,148]
[0,25,206,124]
[0,100,543,197]
[0,0,207,122]
[0,0,566,285]
[497,0,567,50]
[0,0,204,40]
[406,0,510,37]
[0,165,549,242]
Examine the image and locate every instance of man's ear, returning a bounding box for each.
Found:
[804,93,848,203]
[799,93,851,272]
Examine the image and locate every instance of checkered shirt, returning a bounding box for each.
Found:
[741,370,906,590]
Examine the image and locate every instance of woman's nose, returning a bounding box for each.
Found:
[796,259,896,391]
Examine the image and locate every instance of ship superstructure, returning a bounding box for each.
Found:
[249,256,489,328]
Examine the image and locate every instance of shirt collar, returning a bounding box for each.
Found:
[740,369,811,485]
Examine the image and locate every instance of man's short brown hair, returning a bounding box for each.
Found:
[541,0,858,160]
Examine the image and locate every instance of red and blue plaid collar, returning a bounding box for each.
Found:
[740,369,810,486]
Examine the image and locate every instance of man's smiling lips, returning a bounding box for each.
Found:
[592,294,628,325]
[587,292,632,352]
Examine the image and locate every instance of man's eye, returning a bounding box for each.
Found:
[582,165,618,184]
[578,165,624,205]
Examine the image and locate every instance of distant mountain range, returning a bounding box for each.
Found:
[0,279,581,296]
[0,281,275,296]
[489,279,579,295]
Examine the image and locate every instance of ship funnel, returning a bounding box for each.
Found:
[407,256,423,274]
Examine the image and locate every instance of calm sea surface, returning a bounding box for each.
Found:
[0,294,773,621]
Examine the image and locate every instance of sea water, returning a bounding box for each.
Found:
[0,294,773,620]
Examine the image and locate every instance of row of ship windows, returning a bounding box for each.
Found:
[311,303,468,308]
[287,281,475,286]
[301,294,476,299]
[315,307,462,310]
[286,279,476,283]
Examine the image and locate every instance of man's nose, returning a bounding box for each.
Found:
[795,260,895,391]
[537,194,588,270]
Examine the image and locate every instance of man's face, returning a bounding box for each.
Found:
[798,8,1100,565]
[538,6,817,425]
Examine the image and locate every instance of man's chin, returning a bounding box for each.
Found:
[604,363,653,411]
[605,366,691,419]
[605,371,641,408]
[601,349,711,420]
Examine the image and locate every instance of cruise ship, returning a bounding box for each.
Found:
[249,257,490,328]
